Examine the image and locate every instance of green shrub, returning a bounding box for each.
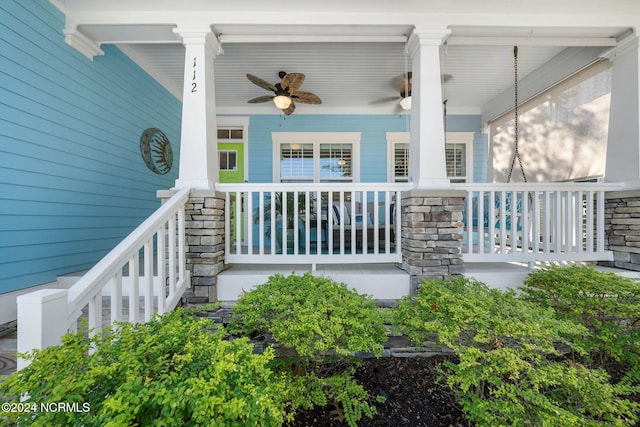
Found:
[0,309,286,427]
[228,272,387,426]
[523,265,640,383]
[395,277,639,427]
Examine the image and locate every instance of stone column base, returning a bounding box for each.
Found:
[158,189,226,304]
[400,189,465,292]
[601,189,640,271]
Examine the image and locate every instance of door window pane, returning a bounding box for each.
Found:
[219,150,237,171]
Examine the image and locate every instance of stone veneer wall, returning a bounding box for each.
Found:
[158,189,226,304]
[601,190,640,271]
[400,189,465,292]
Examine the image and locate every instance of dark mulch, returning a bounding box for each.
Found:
[290,355,468,427]
[290,353,640,427]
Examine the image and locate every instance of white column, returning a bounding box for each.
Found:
[173,28,222,189]
[604,34,640,186]
[407,27,451,188]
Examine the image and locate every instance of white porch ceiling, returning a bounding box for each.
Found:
[72,18,631,117]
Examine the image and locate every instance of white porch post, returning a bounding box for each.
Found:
[407,27,451,188]
[17,289,68,369]
[604,34,640,186]
[173,28,222,189]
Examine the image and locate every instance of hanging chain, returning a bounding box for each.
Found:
[507,45,528,183]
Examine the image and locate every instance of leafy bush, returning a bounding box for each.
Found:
[523,265,640,383]
[0,309,286,427]
[395,277,639,427]
[228,272,387,426]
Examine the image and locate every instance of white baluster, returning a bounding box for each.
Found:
[129,253,140,323]
[110,271,122,324]
[144,240,154,322]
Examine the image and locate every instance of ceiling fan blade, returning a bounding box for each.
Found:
[247,95,275,103]
[290,91,321,104]
[281,73,305,92]
[369,95,402,105]
[282,102,296,115]
[246,74,276,92]
[392,72,412,93]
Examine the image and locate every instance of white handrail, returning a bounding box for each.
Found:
[67,189,189,309]
[17,188,191,366]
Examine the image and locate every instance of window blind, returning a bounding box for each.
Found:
[489,60,611,182]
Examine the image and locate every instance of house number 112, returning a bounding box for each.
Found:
[191,57,198,93]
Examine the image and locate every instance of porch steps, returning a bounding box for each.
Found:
[217,263,411,303]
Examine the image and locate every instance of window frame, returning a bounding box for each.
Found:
[217,116,249,181]
[386,131,474,183]
[445,132,474,183]
[218,149,238,171]
[272,132,361,183]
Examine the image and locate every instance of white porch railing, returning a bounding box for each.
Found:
[452,183,620,263]
[217,183,409,267]
[17,188,191,368]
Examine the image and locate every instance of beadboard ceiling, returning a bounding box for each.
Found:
[79,23,629,116]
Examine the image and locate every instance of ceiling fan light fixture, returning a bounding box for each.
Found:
[400,96,412,110]
[273,95,292,109]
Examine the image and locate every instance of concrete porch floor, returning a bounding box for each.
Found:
[217,263,411,303]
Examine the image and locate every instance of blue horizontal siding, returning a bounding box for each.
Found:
[247,114,486,183]
[0,0,182,293]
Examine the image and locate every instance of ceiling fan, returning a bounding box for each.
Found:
[246,71,322,115]
[372,72,452,111]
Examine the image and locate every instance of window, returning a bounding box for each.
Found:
[219,150,237,171]
[446,143,466,182]
[320,143,352,179]
[387,132,473,183]
[393,143,409,182]
[273,132,360,182]
[280,143,314,180]
[217,128,243,140]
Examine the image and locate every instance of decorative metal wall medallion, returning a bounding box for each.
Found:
[140,128,173,174]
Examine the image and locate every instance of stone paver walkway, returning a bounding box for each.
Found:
[0,330,17,376]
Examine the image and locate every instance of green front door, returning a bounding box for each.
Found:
[218,143,245,240]
[218,142,244,183]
